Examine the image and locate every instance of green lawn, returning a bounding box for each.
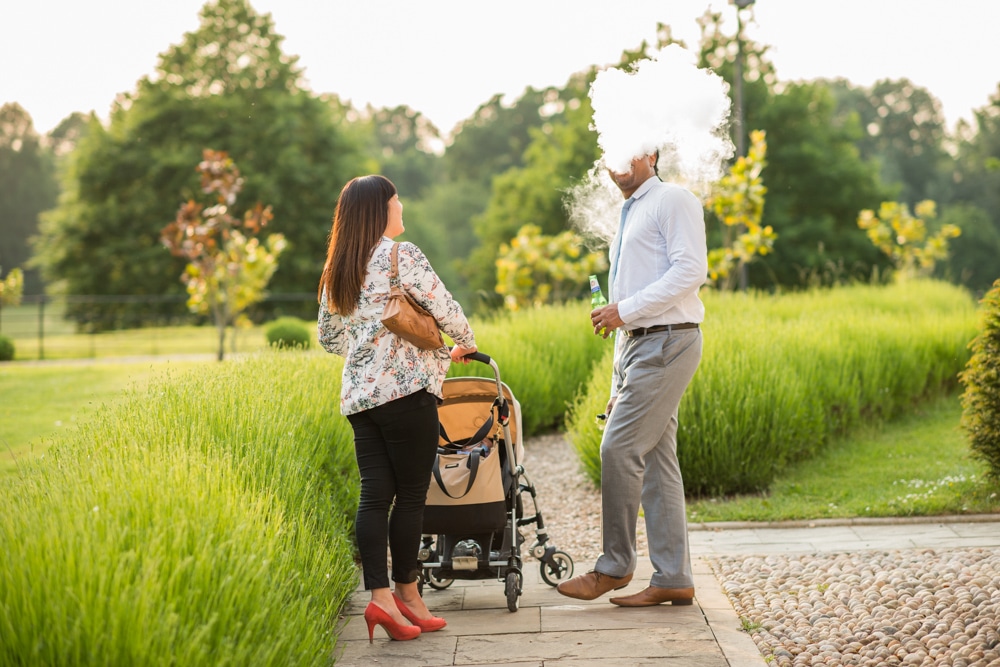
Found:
[686,392,1000,522]
[1,360,207,473]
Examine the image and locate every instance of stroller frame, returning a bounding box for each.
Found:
[417,352,574,612]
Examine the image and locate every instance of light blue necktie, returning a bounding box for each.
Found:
[608,197,634,299]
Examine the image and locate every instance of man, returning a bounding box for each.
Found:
[556,152,707,606]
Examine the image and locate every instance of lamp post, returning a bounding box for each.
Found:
[732,0,754,159]
[731,0,754,291]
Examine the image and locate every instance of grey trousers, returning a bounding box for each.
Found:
[594,328,702,589]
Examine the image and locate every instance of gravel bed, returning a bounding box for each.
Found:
[523,434,1000,667]
[709,550,1000,667]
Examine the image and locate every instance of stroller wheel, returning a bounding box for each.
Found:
[423,567,454,590]
[505,571,522,612]
[539,550,574,587]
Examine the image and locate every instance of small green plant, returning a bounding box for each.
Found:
[0,335,13,361]
[740,616,763,633]
[265,317,312,350]
[960,278,1000,481]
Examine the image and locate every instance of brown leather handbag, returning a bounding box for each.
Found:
[380,242,444,350]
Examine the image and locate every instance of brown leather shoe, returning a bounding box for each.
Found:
[556,571,633,600]
[610,586,695,607]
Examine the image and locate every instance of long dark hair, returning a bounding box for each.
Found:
[318,175,397,314]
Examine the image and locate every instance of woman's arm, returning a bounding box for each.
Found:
[396,243,476,349]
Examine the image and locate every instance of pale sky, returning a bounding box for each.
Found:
[3,0,999,139]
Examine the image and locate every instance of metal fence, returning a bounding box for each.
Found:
[0,293,317,361]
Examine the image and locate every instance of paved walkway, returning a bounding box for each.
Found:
[332,515,1000,666]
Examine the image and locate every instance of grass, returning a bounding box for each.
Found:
[566,280,980,496]
[1,352,359,666]
[6,359,996,522]
[0,360,207,474]
[686,392,1000,522]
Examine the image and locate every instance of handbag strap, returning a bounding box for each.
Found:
[432,449,481,499]
[389,242,401,287]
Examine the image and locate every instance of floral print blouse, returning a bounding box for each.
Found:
[318,237,476,416]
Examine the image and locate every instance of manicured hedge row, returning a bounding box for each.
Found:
[566,280,978,496]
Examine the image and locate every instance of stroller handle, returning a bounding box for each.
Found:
[449,347,492,366]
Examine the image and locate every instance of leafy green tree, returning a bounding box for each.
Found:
[705,130,775,289]
[442,89,551,188]
[32,0,365,329]
[752,82,889,286]
[161,150,284,360]
[825,78,951,206]
[0,266,25,335]
[363,104,442,198]
[495,224,607,310]
[857,200,960,280]
[695,11,888,288]
[949,84,1000,291]
[938,203,1000,294]
[0,103,58,295]
[397,179,489,307]
[463,75,602,304]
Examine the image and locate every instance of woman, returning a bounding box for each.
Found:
[317,175,477,643]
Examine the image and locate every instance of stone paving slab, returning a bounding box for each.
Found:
[334,518,1000,666]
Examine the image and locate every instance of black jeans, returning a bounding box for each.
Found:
[347,389,439,590]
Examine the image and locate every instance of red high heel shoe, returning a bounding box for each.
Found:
[392,593,447,632]
[363,602,421,643]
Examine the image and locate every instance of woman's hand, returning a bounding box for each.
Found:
[450,344,477,364]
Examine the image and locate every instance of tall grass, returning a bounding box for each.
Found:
[1,352,359,666]
[566,280,979,496]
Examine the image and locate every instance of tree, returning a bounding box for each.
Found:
[32,0,365,329]
[857,200,960,280]
[463,74,602,304]
[0,103,58,295]
[363,104,442,198]
[752,81,889,286]
[0,267,24,334]
[161,150,285,361]
[825,78,951,206]
[495,225,607,310]
[949,84,1000,291]
[705,130,776,289]
[939,203,1000,295]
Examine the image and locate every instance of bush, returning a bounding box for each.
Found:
[0,334,13,361]
[265,317,312,349]
[960,278,1000,481]
[566,280,978,496]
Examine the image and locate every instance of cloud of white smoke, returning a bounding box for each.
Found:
[566,44,734,245]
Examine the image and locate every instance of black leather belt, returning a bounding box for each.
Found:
[623,323,699,338]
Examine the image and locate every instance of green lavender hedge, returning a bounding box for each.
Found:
[566,280,979,496]
[1,352,358,666]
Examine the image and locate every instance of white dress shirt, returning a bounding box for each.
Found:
[608,176,708,328]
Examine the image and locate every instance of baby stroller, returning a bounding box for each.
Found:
[417,351,574,612]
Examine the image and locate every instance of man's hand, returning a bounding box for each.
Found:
[590,303,624,339]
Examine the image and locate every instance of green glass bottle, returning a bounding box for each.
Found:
[589,275,609,336]
[589,275,607,308]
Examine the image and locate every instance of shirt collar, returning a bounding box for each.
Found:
[630,175,660,202]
